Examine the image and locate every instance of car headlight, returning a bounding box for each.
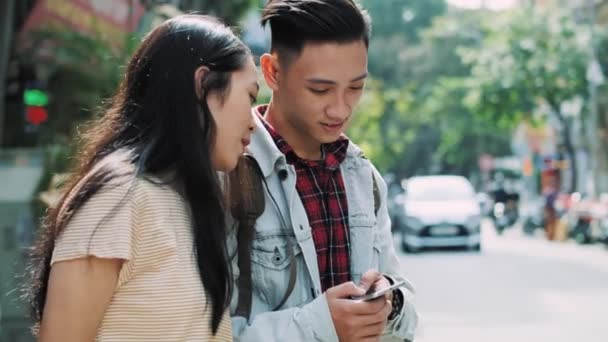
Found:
[405,216,424,231]
[494,203,505,216]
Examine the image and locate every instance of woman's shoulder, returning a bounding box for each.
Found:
[130,175,183,207]
[60,174,179,224]
[52,175,183,263]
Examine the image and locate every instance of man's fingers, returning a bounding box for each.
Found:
[327,281,366,299]
[360,299,391,325]
[359,269,383,291]
[340,296,390,317]
[357,322,386,341]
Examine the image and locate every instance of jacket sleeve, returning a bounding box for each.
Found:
[231,294,339,341]
[372,166,419,341]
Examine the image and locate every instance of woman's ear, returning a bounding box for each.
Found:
[194,65,210,100]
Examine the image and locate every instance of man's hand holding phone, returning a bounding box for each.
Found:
[326,270,396,342]
[351,279,406,302]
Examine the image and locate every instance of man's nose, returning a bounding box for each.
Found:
[325,93,350,121]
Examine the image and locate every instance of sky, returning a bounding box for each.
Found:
[446,0,520,10]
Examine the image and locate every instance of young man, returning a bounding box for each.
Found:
[229,1,417,340]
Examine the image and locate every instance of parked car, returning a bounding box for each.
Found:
[386,179,406,232]
[396,175,482,253]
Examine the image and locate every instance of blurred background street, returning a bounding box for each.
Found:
[401,220,608,342]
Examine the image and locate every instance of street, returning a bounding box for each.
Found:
[399,220,608,342]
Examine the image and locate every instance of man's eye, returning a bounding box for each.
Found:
[309,88,329,94]
[250,95,257,104]
[350,86,364,90]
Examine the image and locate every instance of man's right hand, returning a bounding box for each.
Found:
[326,281,392,342]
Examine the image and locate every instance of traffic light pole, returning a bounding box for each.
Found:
[586,0,602,198]
[0,0,16,148]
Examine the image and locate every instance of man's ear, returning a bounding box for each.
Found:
[194,65,210,100]
[260,53,280,92]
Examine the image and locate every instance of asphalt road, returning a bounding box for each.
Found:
[397,220,608,342]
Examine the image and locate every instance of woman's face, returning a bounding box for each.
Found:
[207,57,259,171]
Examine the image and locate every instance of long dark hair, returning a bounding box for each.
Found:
[25,14,251,334]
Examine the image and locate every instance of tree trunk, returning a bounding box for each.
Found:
[559,115,577,193]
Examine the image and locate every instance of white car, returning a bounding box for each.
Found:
[396,175,482,253]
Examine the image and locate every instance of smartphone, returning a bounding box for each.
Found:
[350,280,407,302]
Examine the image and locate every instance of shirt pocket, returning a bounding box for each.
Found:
[251,233,308,307]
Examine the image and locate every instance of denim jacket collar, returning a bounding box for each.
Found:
[248,107,366,177]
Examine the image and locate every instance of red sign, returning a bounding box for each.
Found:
[21,0,145,46]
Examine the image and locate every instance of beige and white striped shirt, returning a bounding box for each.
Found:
[51,177,232,341]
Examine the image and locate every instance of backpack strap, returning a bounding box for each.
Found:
[360,153,382,216]
[372,172,381,216]
[229,155,264,319]
[229,155,297,320]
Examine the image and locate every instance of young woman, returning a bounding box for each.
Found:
[25,14,259,341]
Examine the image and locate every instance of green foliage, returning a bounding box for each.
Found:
[349,2,600,189]
[18,29,133,147]
[361,0,446,42]
[460,7,591,191]
[350,6,510,180]
[15,28,136,207]
[362,0,446,87]
[461,9,588,124]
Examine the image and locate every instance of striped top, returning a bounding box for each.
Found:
[51,177,232,341]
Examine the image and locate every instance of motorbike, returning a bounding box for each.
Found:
[569,195,608,244]
[522,199,545,235]
[492,198,518,235]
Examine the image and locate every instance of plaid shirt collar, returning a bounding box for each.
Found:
[254,105,349,169]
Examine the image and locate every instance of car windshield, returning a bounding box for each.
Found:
[407,178,475,201]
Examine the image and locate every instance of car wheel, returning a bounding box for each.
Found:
[391,217,402,232]
[469,243,481,252]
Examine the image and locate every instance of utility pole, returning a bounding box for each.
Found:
[0,0,16,148]
[585,0,604,198]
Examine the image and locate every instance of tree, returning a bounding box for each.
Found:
[361,0,447,87]
[15,0,260,194]
[362,0,446,41]
[350,7,512,181]
[461,8,589,192]
[351,1,450,178]
[15,29,132,147]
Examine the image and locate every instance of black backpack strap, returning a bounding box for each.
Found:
[235,217,255,319]
[372,172,381,216]
[229,155,265,320]
[361,152,381,217]
[230,155,297,319]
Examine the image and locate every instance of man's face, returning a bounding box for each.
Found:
[274,40,368,146]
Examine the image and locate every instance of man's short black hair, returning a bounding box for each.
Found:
[261,0,371,64]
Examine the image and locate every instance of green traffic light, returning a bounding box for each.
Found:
[24,89,49,106]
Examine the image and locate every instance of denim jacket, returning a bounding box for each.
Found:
[228,115,418,341]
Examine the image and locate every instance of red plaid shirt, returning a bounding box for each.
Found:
[257,105,351,292]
